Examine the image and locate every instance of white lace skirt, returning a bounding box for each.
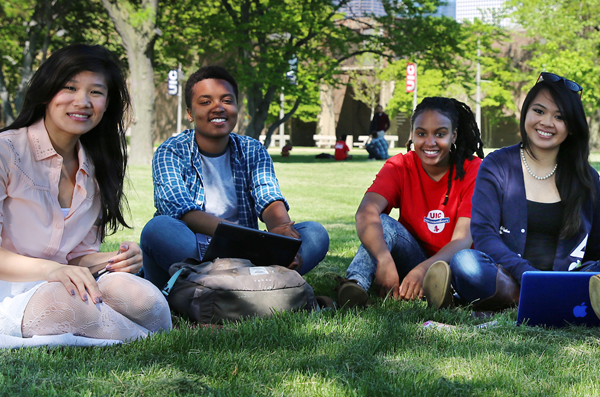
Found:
[0,280,45,337]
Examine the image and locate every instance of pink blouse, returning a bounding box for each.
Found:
[0,119,101,264]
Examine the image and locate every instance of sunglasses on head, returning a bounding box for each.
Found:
[537,72,583,98]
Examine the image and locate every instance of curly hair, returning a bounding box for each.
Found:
[185,66,239,109]
[407,97,485,205]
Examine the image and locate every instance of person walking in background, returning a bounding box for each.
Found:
[0,44,171,341]
[337,97,484,308]
[370,105,390,136]
[335,135,352,160]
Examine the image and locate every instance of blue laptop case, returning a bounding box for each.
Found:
[517,271,600,327]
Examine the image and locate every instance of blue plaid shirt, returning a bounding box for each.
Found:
[366,137,389,159]
[152,129,288,230]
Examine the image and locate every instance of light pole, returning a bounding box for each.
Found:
[279,89,285,149]
[176,63,183,135]
[413,60,418,111]
[476,39,481,131]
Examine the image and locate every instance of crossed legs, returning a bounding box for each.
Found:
[21,272,171,341]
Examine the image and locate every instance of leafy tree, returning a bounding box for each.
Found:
[382,18,516,147]
[0,0,121,127]
[158,0,467,146]
[347,54,384,120]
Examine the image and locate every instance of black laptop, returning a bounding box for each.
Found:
[200,222,302,267]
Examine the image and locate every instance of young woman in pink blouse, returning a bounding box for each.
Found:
[0,44,171,341]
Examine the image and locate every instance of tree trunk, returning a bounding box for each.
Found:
[14,1,47,115]
[244,83,277,139]
[264,96,301,148]
[0,67,15,126]
[232,91,247,134]
[101,0,159,165]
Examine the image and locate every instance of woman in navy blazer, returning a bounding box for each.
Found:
[424,72,600,313]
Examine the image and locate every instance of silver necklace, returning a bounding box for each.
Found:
[520,148,557,180]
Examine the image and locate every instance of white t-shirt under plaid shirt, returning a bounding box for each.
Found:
[151,129,289,230]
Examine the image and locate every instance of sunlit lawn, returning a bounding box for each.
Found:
[2,146,600,396]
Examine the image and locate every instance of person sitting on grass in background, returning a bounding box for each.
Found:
[281,142,292,157]
[370,105,391,158]
[427,73,600,316]
[337,97,484,308]
[0,44,171,341]
[365,131,389,160]
[141,66,330,289]
[335,135,352,161]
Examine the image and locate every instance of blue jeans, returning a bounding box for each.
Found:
[449,250,499,303]
[346,214,427,290]
[141,215,330,288]
[449,249,600,303]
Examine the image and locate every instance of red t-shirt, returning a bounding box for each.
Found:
[367,151,481,256]
[334,140,350,161]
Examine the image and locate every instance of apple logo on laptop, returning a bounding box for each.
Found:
[573,302,588,318]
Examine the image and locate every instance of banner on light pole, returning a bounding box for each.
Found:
[406,63,416,93]
[168,70,178,96]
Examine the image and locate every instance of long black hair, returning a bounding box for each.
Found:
[520,79,594,239]
[1,44,132,240]
[407,97,485,204]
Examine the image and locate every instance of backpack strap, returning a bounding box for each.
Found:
[162,268,185,297]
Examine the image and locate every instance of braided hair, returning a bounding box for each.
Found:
[406,97,485,205]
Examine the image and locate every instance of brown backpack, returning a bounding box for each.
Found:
[162,257,316,324]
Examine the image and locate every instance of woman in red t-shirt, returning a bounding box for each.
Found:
[337,97,484,308]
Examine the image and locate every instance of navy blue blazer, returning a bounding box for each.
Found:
[471,144,600,283]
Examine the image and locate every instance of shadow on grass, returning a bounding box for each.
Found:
[154,305,600,396]
[4,303,600,396]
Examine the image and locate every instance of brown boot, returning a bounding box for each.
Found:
[335,278,369,308]
[471,265,520,312]
[423,260,454,309]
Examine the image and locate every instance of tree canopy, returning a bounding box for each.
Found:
[0,0,120,126]
[508,0,600,147]
[1,0,531,154]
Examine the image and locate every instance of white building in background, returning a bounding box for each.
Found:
[337,0,386,17]
[338,0,509,24]
[443,0,512,27]
[456,0,506,23]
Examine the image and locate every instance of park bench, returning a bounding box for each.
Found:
[312,135,338,148]
[353,135,370,148]
[385,135,399,148]
[259,134,290,147]
[354,135,400,149]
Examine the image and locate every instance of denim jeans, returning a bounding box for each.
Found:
[345,214,427,291]
[449,249,600,303]
[140,215,329,288]
[449,249,499,303]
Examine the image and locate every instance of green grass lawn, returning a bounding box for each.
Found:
[3,147,600,396]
